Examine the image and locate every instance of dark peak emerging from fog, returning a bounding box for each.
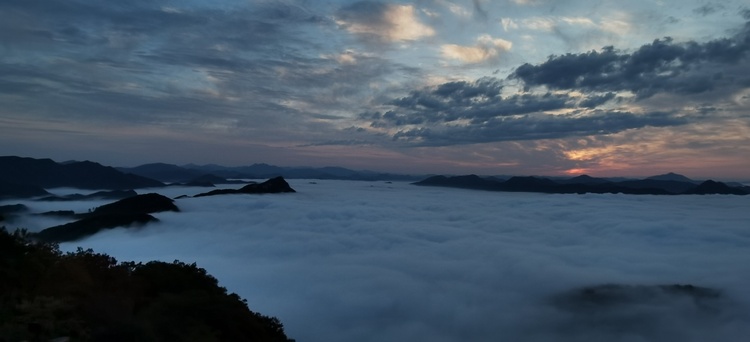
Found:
[646,172,698,183]
[0,204,29,223]
[31,176,296,242]
[91,193,179,215]
[415,174,750,195]
[415,175,500,191]
[687,180,749,195]
[35,193,178,243]
[116,163,241,186]
[547,283,730,339]
[2,156,747,198]
[0,179,49,199]
[177,163,423,182]
[0,156,163,194]
[37,189,137,202]
[558,174,612,185]
[119,161,423,183]
[194,176,296,197]
[554,284,722,311]
[116,163,205,183]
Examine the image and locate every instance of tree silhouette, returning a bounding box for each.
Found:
[0,227,294,342]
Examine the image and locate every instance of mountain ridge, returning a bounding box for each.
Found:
[0,156,163,194]
[414,174,749,195]
[118,162,425,182]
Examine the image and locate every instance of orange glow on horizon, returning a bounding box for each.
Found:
[564,168,589,175]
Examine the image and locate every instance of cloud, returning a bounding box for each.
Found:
[340,18,750,166]
[693,3,725,16]
[441,34,512,64]
[511,0,544,5]
[472,0,488,22]
[335,2,435,43]
[501,14,632,51]
[6,181,750,341]
[390,110,687,146]
[357,75,689,146]
[510,16,601,32]
[511,23,750,98]
[0,0,428,160]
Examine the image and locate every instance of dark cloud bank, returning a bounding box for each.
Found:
[360,18,750,146]
[6,181,750,341]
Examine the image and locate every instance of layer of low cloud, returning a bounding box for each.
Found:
[5,182,750,341]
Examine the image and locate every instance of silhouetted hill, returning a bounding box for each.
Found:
[0,204,28,222]
[557,174,611,185]
[553,283,720,310]
[35,193,179,242]
[413,175,503,190]
[501,176,560,192]
[36,210,76,217]
[0,179,50,198]
[189,173,228,184]
[0,228,294,341]
[414,174,748,195]
[38,189,138,202]
[646,172,698,183]
[117,163,213,183]
[35,213,159,242]
[685,180,749,195]
[614,179,697,194]
[0,156,163,190]
[120,162,376,183]
[91,193,179,215]
[194,177,296,197]
[183,163,423,181]
[0,204,28,215]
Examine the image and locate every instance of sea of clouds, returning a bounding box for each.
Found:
[5,180,750,341]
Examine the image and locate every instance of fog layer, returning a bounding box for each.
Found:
[7,181,750,341]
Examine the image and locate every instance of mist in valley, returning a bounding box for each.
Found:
[4,180,750,341]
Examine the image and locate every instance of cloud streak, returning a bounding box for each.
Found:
[441,34,513,64]
[336,2,435,43]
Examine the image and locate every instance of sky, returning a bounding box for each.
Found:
[1,0,749,179]
[6,180,750,341]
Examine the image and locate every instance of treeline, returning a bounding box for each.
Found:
[0,227,294,341]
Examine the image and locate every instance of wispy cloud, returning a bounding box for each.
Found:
[335,2,435,43]
[441,34,512,64]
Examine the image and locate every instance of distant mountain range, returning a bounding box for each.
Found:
[117,162,424,183]
[0,156,423,198]
[0,156,164,198]
[414,174,750,195]
[2,155,748,198]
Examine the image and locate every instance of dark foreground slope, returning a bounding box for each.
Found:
[414,174,750,195]
[0,228,294,342]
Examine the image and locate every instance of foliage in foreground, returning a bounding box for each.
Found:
[0,227,294,342]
